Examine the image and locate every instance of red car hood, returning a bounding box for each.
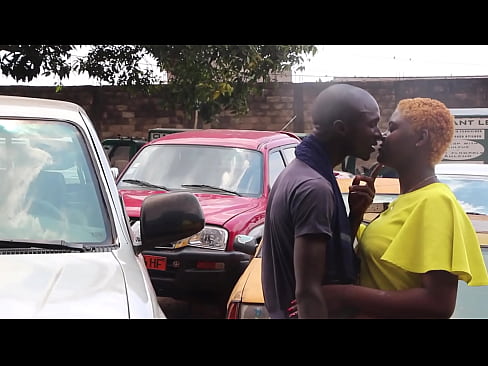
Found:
[119,189,260,225]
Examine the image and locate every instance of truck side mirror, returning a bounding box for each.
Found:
[140,192,205,251]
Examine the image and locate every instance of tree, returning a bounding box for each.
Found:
[0,45,317,123]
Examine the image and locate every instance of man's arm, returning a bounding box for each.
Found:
[294,234,328,318]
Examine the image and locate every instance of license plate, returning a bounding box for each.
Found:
[144,255,167,271]
[366,202,389,213]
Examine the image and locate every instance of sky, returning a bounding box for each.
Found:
[1,45,488,86]
[292,45,488,82]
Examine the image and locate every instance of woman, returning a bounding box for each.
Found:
[290,97,488,318]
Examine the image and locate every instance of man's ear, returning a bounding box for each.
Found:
[332,119,347,135]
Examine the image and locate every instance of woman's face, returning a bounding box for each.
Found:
[377,108,419,169]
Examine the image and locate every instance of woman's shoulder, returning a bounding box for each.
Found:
[412,183,468,220]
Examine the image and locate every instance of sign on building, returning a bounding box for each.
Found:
[443,108,488,163]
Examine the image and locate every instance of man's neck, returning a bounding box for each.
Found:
[313,134,345,168]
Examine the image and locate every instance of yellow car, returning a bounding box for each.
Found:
[226,167,488,319]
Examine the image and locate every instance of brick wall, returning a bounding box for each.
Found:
[1,76,487,139]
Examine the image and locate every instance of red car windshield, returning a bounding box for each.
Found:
[118,144,264,197]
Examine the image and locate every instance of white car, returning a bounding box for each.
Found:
[0,95,204,318]
[434,163,488,318]
[435,162,488,177]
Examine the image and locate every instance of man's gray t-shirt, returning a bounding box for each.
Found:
[261,158,336,318]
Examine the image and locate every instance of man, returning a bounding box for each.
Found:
[261,83,383,318]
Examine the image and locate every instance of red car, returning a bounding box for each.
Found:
[116,129,301,308]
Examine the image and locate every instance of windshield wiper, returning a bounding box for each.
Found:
[122,179,171,191]
[466,211,487,216]
[181,184,241,196]
[0,239,90,252]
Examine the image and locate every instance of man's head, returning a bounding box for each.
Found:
[311,83,381,162]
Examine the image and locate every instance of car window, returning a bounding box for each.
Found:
[0,119,110,244]
[281,146,296,164]
[268,150,287,189]
[118,144,264,197]
[110,145,131,164]
[103,143,113,159]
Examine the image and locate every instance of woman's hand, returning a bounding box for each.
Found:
[288,284,356,318]
[288,299,298,318]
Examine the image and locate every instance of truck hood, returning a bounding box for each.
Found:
[0,252,130,318]
[119,189,259,225]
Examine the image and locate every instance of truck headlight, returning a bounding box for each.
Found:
[132,221,227,251]
[240,304,270,319]
[188,225,228,251]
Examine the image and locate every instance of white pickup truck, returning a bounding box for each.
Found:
[0,95,204,318]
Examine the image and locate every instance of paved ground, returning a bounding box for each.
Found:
[158,297,226,319]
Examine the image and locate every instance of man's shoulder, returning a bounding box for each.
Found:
[286,158,320,177]
[271,159,333,200]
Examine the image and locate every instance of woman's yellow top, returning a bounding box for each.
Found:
[356,182,488,290]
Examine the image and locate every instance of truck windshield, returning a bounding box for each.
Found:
[118,144,264,197]
[0,119,110,244]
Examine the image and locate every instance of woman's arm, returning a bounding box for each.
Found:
[323,270,458,319]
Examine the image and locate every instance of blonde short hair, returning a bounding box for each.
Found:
[397,97,455,165]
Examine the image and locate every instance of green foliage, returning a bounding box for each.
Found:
[0,45,317,123]
[0,45,74,83]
